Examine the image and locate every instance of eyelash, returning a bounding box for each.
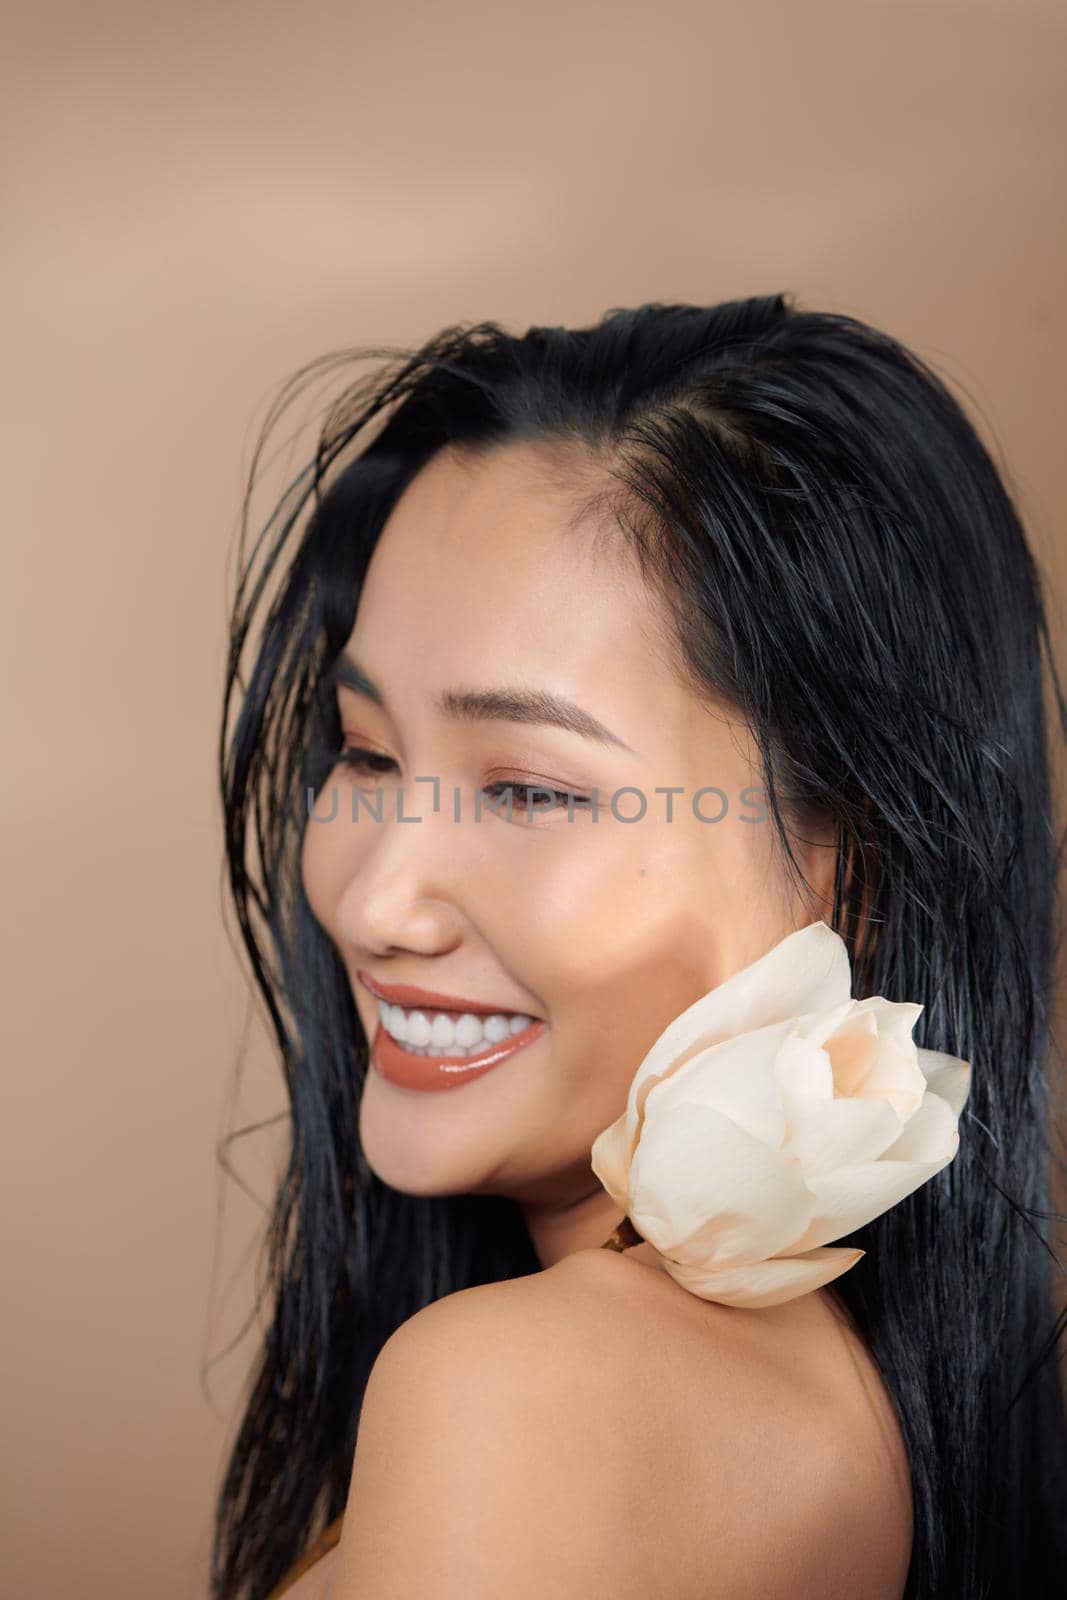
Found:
[332,744,590,813]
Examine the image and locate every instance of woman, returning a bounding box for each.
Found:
[212,295,1067,1599]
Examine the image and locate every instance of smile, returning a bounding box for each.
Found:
[370,1003,548,1092]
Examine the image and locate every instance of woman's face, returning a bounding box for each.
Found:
[301,439,833,1241]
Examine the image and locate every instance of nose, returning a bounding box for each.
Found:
[331,796,468,959]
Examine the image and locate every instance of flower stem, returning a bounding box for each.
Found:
[601,1215,644,1252]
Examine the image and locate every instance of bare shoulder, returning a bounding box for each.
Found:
[333,1248,911,1600]
[544,1248,912,1597]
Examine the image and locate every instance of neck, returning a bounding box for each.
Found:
[519,1182,628,1268]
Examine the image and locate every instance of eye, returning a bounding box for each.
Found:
[337,743,399,777]
[482,779,593,815]
[320,739,593,819]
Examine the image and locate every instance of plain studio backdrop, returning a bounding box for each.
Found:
[3,2,1065,1596]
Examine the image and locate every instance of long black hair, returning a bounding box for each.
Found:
[212,295,1067,1599]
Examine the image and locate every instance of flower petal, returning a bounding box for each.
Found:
[609,921,853,1168]
[589,1115,632,1210]
[853,1033,926,1120]
[788,1144,959,1252]
[660,1244,865,1308]
[808,997,927,1120]
[772,1031,836,1127]
[917,1049,972,1118]
[852,996,924,1052]
[627,1101,815,1263]
[799,999,875,1056]
[643,920,852,1070]
[784,1093,904,1178]
[641,1019,795,1148]
[820,1009,880,1096]
[878,1086,960,1161]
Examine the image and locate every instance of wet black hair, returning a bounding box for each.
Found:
[212,294,1067,1599]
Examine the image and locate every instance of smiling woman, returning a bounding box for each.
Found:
[214,298,1067,1600]
[299,435,823,1215]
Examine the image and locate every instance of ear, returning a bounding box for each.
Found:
[790,807,879,967]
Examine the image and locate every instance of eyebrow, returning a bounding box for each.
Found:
[326,654,636,754]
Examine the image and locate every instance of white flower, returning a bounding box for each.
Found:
[591,921,971,1309]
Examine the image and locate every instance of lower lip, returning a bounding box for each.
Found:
[371,1017,548,1092]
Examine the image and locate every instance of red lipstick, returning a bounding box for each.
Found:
[357,969,537,1018]
[370,1016,548,1092]
[356,970,547,1092]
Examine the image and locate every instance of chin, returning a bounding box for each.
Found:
[357,1070,515,1198]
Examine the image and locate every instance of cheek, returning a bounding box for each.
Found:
[526,816,780,1092]
[299,811,367,933]
[513,827,716,1076]
[299,823,328,925]
[550,904,711,1112]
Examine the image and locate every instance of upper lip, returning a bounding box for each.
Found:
[356,969,537,1018]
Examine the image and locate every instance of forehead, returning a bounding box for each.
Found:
[368,438,630,594]
[350,439,679,699]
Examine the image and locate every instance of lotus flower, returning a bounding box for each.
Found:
[591,920,971,1308]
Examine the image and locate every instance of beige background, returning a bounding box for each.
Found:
[3,2,1065,1596]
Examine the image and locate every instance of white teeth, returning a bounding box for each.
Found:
[430,1013,456,1049]
[454,1013,482,1047]
[405,1010,432,1047]
[376,998,536,1056]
